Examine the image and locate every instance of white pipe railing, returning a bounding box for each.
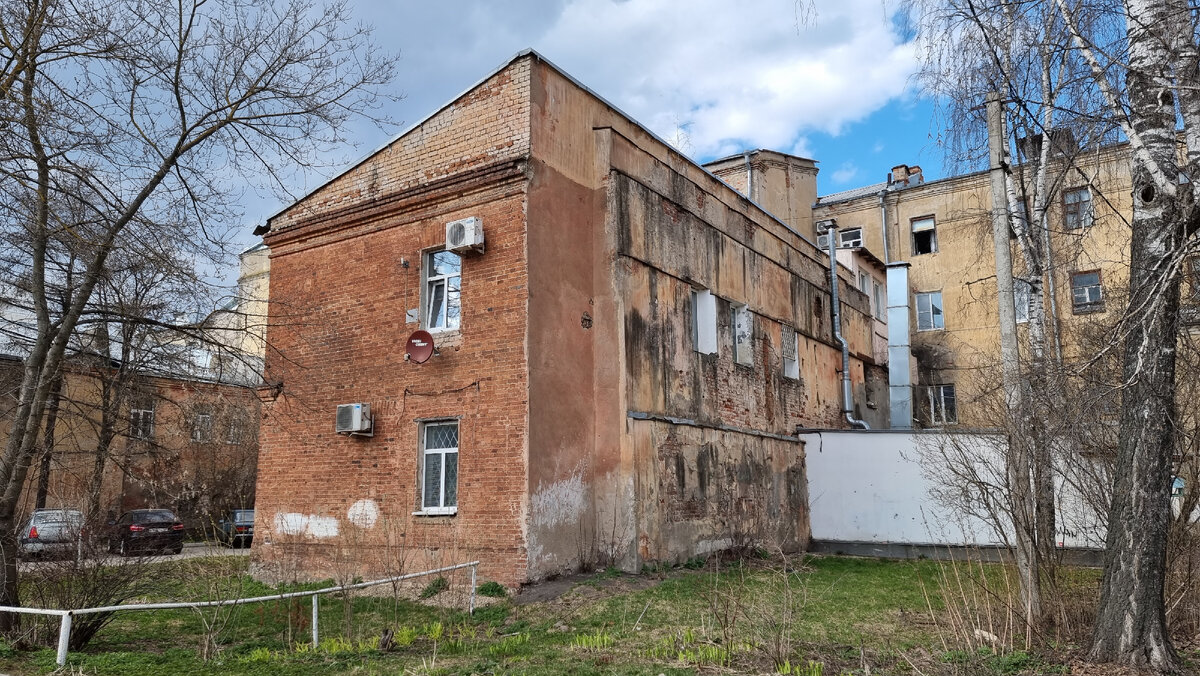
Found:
[0,560,479,667]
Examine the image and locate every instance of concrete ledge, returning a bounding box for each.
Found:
[808,540,1104,568]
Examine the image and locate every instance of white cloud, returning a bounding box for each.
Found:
[534,0,917,159]
[831,162,859,184]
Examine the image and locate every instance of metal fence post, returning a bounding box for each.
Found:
[311,594,319,646]
[469,564,477,615]
[55,612,72,667]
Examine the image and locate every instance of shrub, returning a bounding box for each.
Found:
[418,576,449,599]
[477,581,507,598]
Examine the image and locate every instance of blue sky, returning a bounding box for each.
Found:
[236,0,943,254]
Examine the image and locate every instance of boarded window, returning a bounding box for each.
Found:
[782,325,799,380]
[692,289,718,355]
[731,303,753,366]
[840,228,863,248]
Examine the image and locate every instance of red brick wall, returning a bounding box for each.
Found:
[256,186,531,587]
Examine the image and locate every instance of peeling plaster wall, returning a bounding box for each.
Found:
[632,420,809,562]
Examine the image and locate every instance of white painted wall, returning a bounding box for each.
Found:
[802,431,1107,549]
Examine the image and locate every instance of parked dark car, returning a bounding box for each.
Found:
[18,509,85,559]
[216,509,254,548]
[108,509,185,556]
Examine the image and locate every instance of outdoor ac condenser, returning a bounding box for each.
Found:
[335,403,372,435]
[445,217,484,253]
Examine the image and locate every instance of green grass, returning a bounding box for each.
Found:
[0,554,1083,675]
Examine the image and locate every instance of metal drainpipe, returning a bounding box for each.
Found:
[822,221,870,429]
[743,151,754,201]
[878,191,891,264]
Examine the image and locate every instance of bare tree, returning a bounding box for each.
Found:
[0,0,395,627]
[911,0,1200,669]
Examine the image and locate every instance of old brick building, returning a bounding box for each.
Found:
[253,50,885,586]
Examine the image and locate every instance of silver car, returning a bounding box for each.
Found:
[19,509,85,559]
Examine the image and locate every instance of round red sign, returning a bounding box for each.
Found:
[406,330,435,364]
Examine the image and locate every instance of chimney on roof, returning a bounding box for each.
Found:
[889,164,923,187]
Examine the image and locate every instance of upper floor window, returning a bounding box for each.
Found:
[873,281,885,321]
[191,411,213,443]
[1189,257,1200,302]
[1014,279,1031,324]
[424,250,461,331]
[911,217,937,255]
[915,291,944,331]
[731,303,753,366]
[130,404,155,440]
[1063,187,1093,230]
[840,228,863,248]
[1071,270,1104,313]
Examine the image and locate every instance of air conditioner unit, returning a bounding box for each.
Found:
[446,217,485,253]
[335,403,372,436]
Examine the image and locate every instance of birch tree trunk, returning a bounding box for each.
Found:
[1087,0,1185,668]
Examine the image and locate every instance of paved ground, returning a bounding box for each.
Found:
[18,541,250,572]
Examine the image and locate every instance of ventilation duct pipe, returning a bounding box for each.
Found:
[818,219,869,430]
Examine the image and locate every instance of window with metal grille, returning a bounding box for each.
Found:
[419,421,459,515]
[1063,187,1093,230]
[915,291,944,331]
[424,250,461,331]
[1070,271,1104,313]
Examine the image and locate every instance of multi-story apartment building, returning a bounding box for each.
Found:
[813,146,1135,427]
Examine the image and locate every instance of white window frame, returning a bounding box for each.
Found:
[911,216,938,255]
[417,420,459,516]
[191,412,213,443]
[692,289,718,355]
[225,415,244,445]
[731,303,753,366]
[873,281,885,321]
[915,291,944,331]
[130,405,154,440]
[925,384,957,426]
[1070,270,1104,314]
[839,228,863,248]
[1063,187,1093,230]
[423,249,462,333]
[782,325,800,380]
[1014,279,1031,324]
